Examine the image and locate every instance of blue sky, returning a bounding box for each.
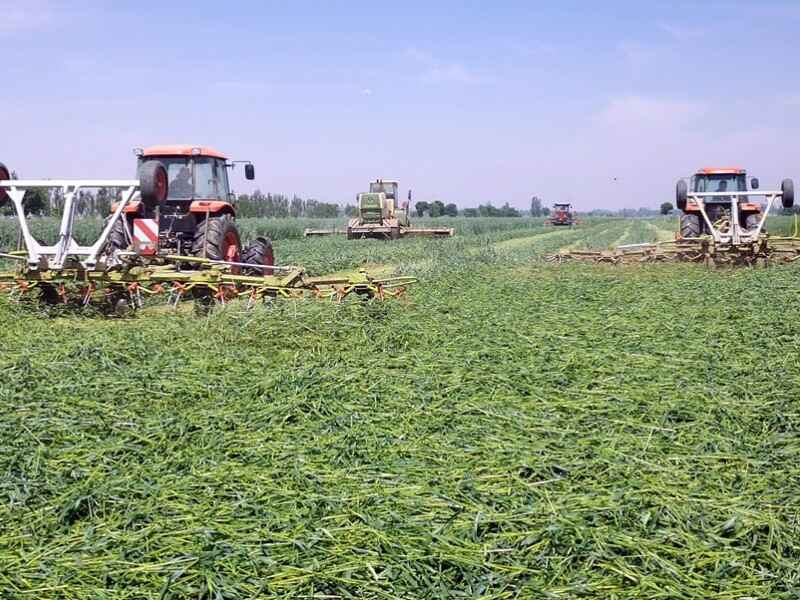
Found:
[3,0,799,209]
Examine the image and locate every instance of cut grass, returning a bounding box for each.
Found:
[2,218,800,598]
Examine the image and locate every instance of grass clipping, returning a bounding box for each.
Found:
[1,219,800,598]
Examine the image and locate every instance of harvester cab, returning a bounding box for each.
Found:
[676,168,794,245]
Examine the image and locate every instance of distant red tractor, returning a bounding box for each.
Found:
[546,203,576,226]
[106,145,273,273]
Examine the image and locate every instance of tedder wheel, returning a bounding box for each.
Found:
[676,180,688,211]
[679,213,701,239]
[0,162,11,206]
[782,179,795,209]
[192,214,242,269]
[139,161,169,210]
[241,237,275,275]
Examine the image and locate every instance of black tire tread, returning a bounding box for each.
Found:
[241,237,275,275]
[680,213,701,239]
[192,214,240,261]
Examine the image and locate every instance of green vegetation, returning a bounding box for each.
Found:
[2,217,800,598]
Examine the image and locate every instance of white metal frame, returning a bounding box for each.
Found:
[0,179,140,270]
[687,190,784,245]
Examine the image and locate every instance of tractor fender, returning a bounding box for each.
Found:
[109,200,143,214]
[189,200,236,217]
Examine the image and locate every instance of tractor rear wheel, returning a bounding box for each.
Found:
[192,214,242,269]
[241,237,275,275]
[680,213,701,239]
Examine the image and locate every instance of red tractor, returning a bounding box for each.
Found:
[676,167,794,240]
[546,203,576,226]
[106,145,273,273]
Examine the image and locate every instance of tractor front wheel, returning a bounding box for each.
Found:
[679,213,701,239]
[241,237,275,275]
[782,179,795,209]
[192,214,242,271]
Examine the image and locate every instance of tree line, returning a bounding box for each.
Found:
[9,181,749,219]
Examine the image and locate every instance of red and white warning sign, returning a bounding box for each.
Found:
[132,218,159,255]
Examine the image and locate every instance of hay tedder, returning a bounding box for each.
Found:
[549,168,798,266]
[0,147,414,311]
[303,179,454,239]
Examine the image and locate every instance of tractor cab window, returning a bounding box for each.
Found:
[153,158,193,199]
[370,181,397,199]
[694,174,747,194]
[138,156,229,200]
[194,158,229,199]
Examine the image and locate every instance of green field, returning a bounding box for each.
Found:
[2,217,800,598]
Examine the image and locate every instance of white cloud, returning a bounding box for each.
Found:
[421,63,477,84]
[361,88,373,96]
[658,23,706,42]
[406,47,479,85]
[598,95,705,129]
[0,0,56,35]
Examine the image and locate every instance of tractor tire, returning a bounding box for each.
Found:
[139,160,168,210]
[0,162,11,205]
[192,214,242,266]
[680,213,701,239]
[745,213,765,234]
[241,237,275,275]
[676,180,688,211]
[782,179,794,209]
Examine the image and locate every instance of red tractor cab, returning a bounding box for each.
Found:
[108,145,273,272]
[547,203,575,226]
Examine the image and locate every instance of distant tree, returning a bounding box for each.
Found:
[23,189,49,216]
[660,202,674,215]
[444,203,458,217]
[500,202,521,217]
[290,195,304,218]
[463,208,478,217]
[344,204,358,217]
[530,196,543,217]
[429,200,445,217]
[415,201,430,218]
[542,207,550,216]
